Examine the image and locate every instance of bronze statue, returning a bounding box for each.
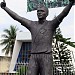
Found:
[0,0,74,75]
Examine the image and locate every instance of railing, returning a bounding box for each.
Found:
[53,64,75,75]
[0,73,18,75]
[8,63,74,75]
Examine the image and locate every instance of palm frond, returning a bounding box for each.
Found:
[0,39,9,45]
[2,44,9,52]
[1,34,9,38]
[0,25,18,56]
[4,29,11,36]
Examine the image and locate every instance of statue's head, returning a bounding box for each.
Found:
[37,4,49,20]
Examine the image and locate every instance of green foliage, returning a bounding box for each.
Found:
[52,27,74,73]
[54,27,75,48]
[17,66,27,75]
[0,25,18,57]
[27,0,70,12]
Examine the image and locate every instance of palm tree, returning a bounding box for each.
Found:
[0,25,18,57]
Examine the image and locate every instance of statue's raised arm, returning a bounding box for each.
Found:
[52,0,74,28]
[57,0,74,22]
[0,0,32,30]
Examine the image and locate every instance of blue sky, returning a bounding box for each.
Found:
[0,0,74,56]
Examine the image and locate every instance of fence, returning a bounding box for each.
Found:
[0,63,75,75]
[53,64,75,75]
[0,73,18,75]
[3,63,73,75]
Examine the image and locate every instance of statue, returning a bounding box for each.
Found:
[0,0,74,75]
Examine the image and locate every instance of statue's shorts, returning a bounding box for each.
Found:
[27,53,53,75]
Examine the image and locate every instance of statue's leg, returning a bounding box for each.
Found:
[40,54,53,75]
[27,54,39,75]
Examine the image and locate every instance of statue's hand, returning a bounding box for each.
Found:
[0,2,6,9]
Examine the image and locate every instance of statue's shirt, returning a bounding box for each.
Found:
[21,19,61,53]
[27,20,61,53]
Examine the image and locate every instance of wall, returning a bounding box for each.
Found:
[0,56,11,73]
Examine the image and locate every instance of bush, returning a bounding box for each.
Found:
[17,66,27,75]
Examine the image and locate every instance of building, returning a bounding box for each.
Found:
[9,32,31,73]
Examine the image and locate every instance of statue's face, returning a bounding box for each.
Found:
[37,7,48,20]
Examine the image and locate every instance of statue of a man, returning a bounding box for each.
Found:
[0,0,74,75]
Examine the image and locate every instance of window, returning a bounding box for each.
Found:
[14,42,31,71]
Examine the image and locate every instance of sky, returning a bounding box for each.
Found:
[0,0,75,55]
